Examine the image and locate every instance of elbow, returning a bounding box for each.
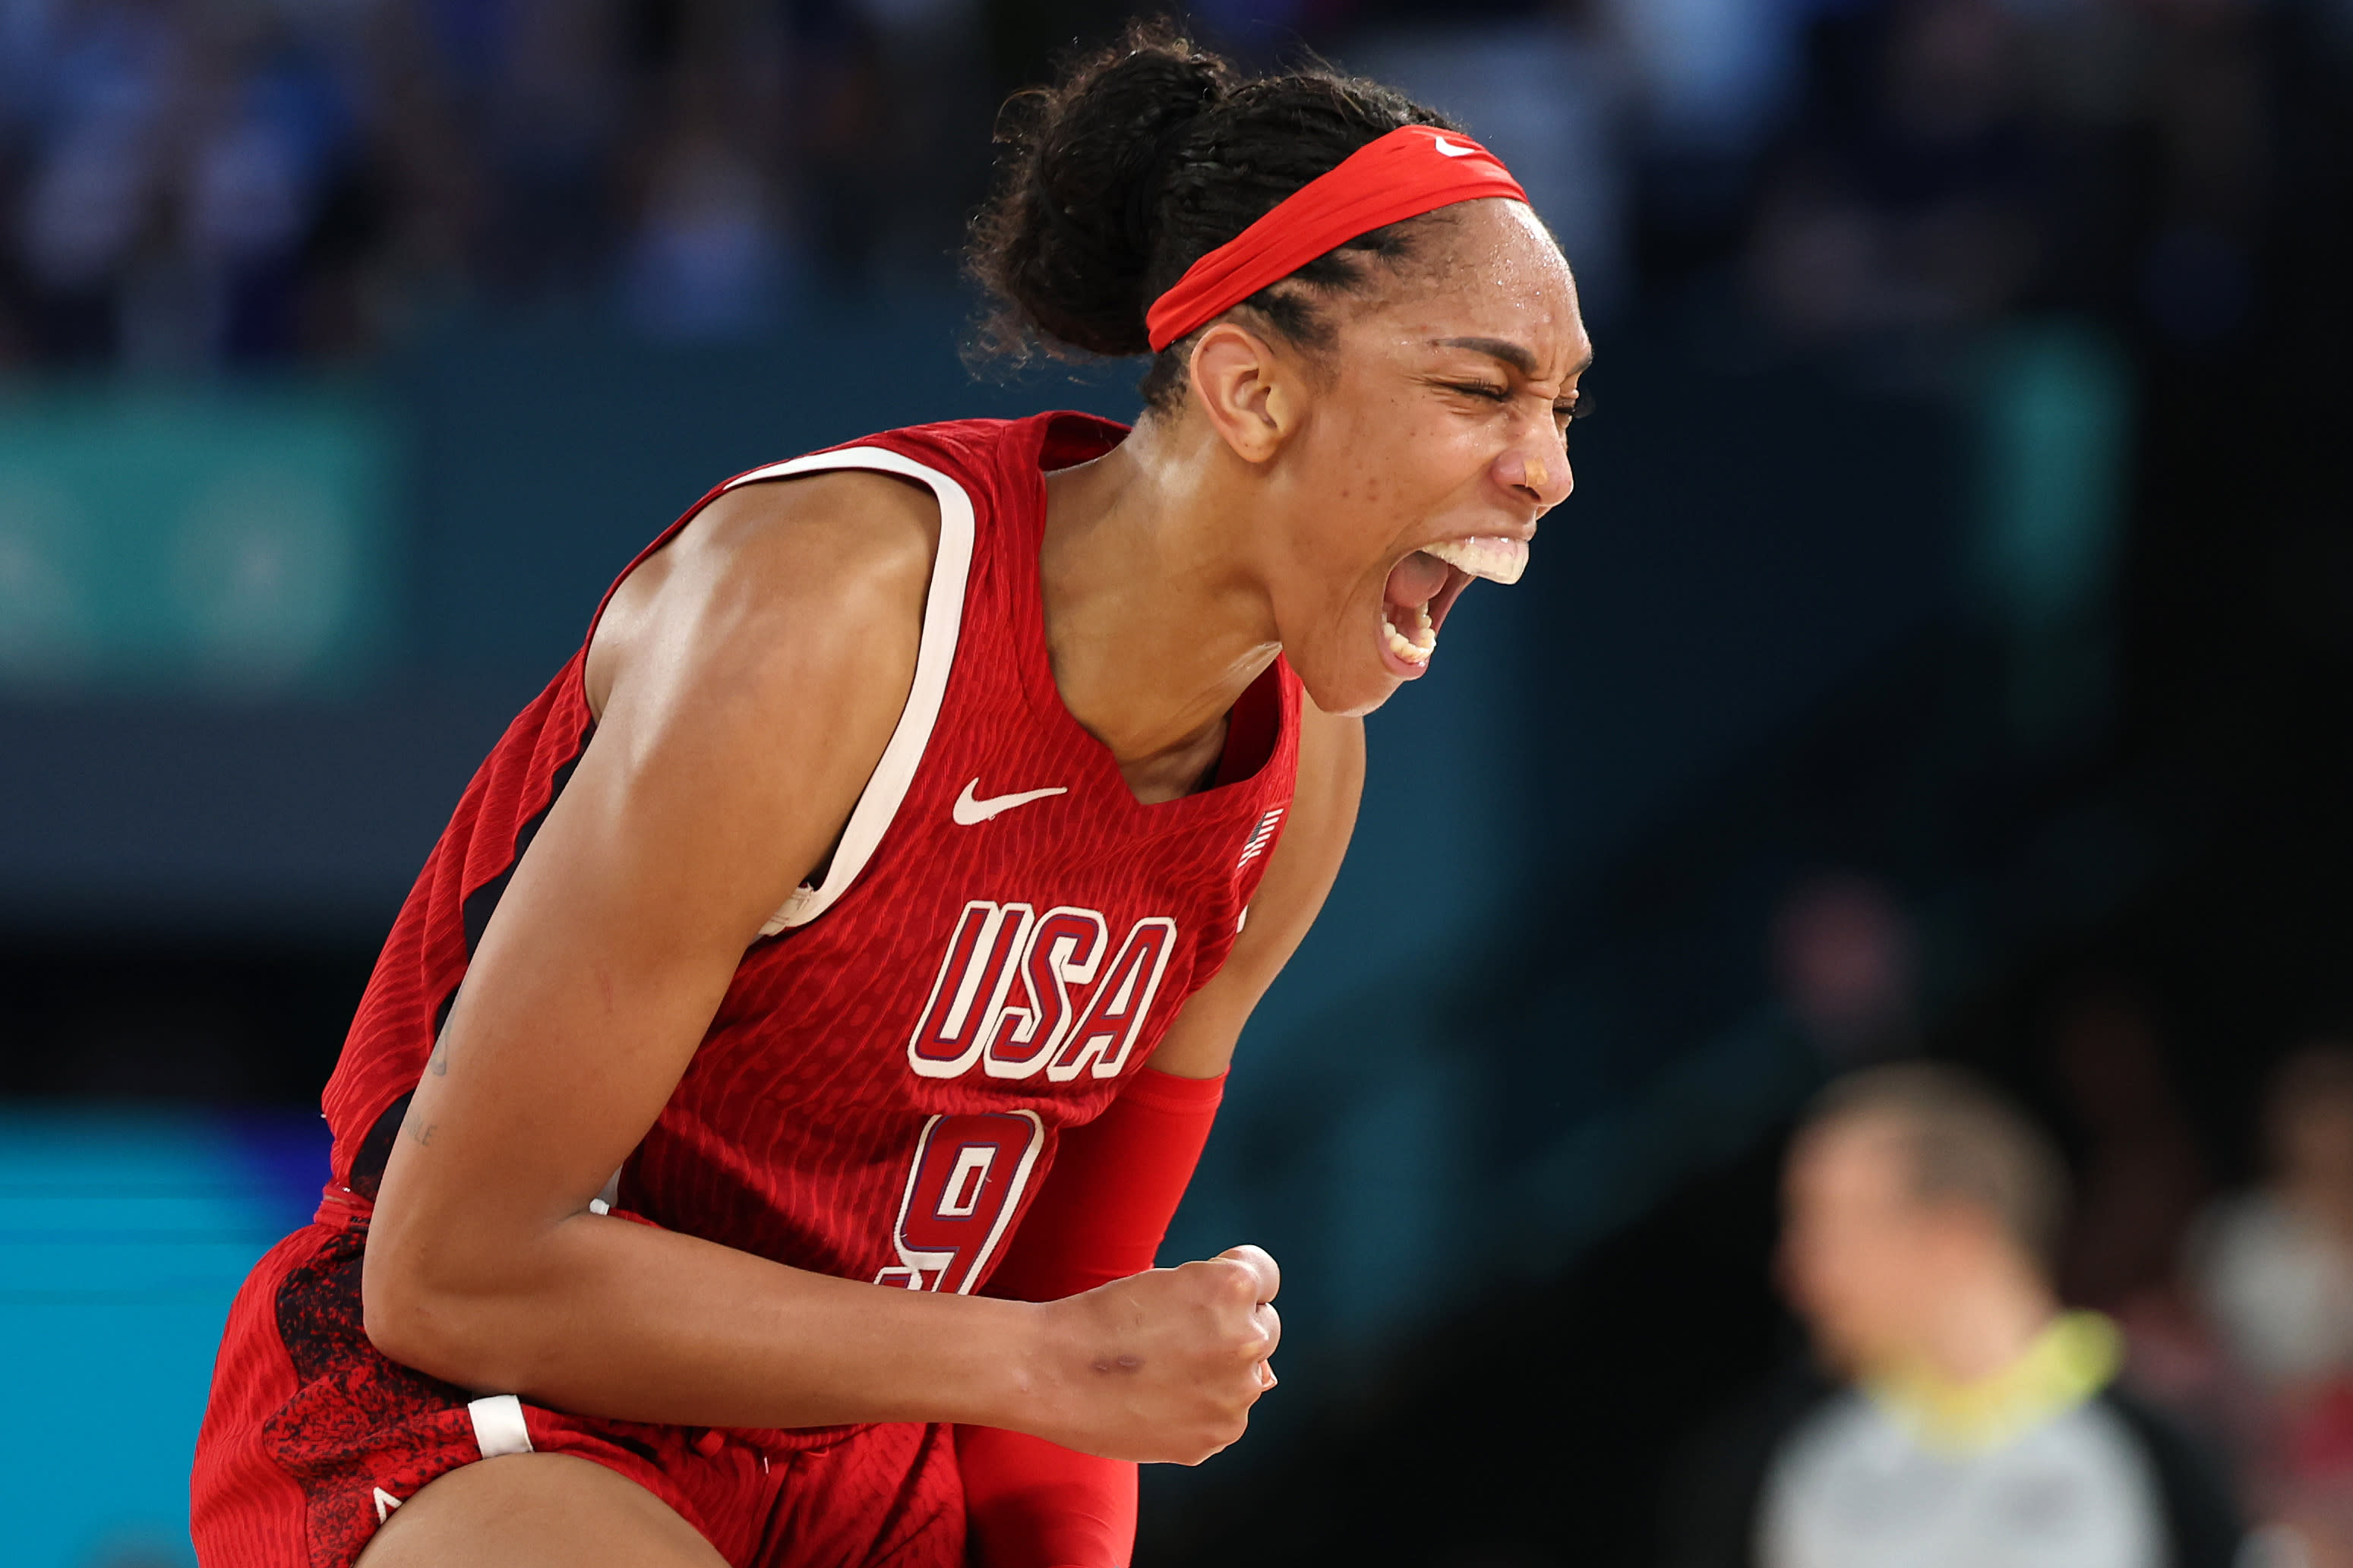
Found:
[360,1230,510,1390]
[359,1239,454,1377]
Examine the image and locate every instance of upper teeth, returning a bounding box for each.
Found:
[1424,536,1528,585]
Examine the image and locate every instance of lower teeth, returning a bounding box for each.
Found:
[1383,602,1436,664]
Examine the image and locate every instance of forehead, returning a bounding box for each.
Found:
[1368,199,1587,368]
[1790,1116,1918,1200]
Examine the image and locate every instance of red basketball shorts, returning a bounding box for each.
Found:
[191,1200,965,1568]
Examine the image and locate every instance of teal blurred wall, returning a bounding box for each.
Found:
[0,1109,324,1568]
[0,386,396,697]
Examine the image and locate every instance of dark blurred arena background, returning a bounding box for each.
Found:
[2,0,2351,1562]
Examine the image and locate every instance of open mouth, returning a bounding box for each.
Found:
[1379,536,1530,677]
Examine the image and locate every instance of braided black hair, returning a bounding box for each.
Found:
[968,21,1463,409]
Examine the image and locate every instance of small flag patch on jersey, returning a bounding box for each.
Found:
[1237,807,1285,869]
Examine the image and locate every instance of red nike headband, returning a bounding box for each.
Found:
[1142,125,1530,354]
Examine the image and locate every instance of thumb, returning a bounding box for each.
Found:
[1216,1244,1281,1304]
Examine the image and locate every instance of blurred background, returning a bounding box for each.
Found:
[0,0,2349,1561]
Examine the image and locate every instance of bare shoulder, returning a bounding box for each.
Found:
[587,470,941,715]
[682,469,940,584]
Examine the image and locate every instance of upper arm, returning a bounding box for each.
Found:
[368,472,937,1296]
[1145,700,1364,1079]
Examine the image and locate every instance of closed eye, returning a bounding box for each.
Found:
[1445,381,1511,403]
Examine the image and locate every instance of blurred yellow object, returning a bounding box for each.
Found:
[1868,1311,2124,1456]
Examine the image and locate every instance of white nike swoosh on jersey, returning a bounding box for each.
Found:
[952,780,1069,825]
[1433,136,1478,158]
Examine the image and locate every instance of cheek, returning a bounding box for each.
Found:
[1308,407,1413,513]
[1282,441,1407,592]
[1797,1223,1899,1307]
[1314,381,1487,504]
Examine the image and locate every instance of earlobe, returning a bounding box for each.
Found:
[1189,323,1290,464]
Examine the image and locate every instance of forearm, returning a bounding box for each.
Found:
[963,1068,1226,1566]
[366,1210,1049,1432]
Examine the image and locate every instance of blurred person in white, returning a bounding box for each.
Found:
[2193,1043,2353,1566]
[1762,1063,2245,1568]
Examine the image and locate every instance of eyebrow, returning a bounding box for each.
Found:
[1432,336,1596,383]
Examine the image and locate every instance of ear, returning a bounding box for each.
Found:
[1186,321,1303,465]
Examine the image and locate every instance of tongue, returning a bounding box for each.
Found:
[1385,551,1448,614]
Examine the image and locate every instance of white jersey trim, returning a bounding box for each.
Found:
[719,446,975,935]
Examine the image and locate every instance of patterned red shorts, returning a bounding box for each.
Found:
[191,1200,965,1568]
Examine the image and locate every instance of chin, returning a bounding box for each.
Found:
[1290,648,1401,719]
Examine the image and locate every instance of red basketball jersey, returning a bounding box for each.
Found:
[321,411,1300,1303]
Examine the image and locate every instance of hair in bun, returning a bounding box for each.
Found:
[968,20,1458,408]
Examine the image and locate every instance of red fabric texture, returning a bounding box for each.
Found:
[1142,125,1529,351]
[306,412,1300,1310]
[961,1066,1226,1566]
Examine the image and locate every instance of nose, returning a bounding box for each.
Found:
[1493,436,1573,510]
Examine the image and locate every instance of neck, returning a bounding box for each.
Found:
[1040,413,1282,802]
[1870,1302,2119,1456]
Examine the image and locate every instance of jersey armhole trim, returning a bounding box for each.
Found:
[724,446,975,934]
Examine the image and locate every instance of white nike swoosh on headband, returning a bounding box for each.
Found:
[1432,136,1478,158]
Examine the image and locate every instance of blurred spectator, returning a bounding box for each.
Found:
[792,14,898,295]
[2042,983,2231,1465]
[623,108,791,339]
[0,0,2316,374]
[7,0,185,363]
[0,0,2289,371]
[1667,1063,2244,1568]
[175,7,352,363]
[1770,872,1919,1066]
[1597,0,1808,159]
[475,0,630,298]
[2053,985,2211,1317]
[2192,1043,2353,1566]
[1742,0,2288,361]
[1748,0,2042,348]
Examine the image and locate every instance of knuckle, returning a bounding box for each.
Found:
[1184,1257,1240,1296]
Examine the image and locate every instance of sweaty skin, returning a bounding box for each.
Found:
[357,196,1585,1566]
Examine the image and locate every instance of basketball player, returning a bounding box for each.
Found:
[192,25,1589,1568]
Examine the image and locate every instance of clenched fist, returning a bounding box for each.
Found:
[1028,1245,1281,1465]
